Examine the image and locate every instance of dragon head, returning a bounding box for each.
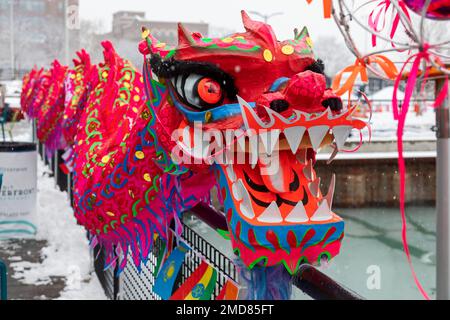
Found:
[140,11,367,274]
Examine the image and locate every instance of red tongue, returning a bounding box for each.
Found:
[258,150,295,193]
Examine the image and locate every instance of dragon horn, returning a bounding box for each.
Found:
[177,23,193,47]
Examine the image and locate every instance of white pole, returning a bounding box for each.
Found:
[64,0,70,65]
[436,77,450,300]
[9,0,15,79]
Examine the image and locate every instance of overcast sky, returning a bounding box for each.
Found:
[79,0,343,40]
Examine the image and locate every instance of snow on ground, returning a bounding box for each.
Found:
[8,159,107,300]
[358,107,436,141]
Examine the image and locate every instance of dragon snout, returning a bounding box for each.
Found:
[256,70,342,115]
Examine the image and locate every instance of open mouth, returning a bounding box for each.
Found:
[172,94,367,271]
[214,97,367,272]
[219,96,367,226]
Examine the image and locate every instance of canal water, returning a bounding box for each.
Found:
[186,206,436,300]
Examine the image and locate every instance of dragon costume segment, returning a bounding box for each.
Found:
[61,49,98,149]
[72,41,213,271]
[36,60,68,157]
[139,11,367,277]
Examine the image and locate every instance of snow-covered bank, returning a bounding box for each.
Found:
[7,160,106,300]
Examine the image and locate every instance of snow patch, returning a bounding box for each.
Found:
[8,159,107,300]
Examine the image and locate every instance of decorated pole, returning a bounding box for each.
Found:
[436,74,450,299]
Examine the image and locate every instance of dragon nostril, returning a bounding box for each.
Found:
[322,98,343,111]
[269,99,289,113]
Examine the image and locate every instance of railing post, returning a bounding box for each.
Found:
[55,150,68,192]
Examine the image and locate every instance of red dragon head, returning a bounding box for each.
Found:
[139,11,367,274]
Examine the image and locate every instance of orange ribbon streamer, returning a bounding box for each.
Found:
[332,55,398,96]
[306,0,332,18]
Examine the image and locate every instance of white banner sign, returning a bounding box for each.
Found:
[0,149,37,238]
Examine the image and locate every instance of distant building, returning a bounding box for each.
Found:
[0,0,80,80]
[111,11,209,44]
[98,11,209,67]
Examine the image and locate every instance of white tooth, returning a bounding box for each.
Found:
[226,165,236,182]
[232,178,244,200]
[309,178,321,198]
[259,130,280,155]
[239,181,255,219]
[310,200,332,222]
[324,174,336,210]
[296,149,307,165]
[332,126,352,150]
[284,126,306,154]
[303,161,314,181]
[257,201,283,223]
[308,126,329,150]
[285,201,308,223]
[326,143,339,164]
[238,95,270,129]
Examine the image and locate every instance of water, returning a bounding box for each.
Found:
[186,206,436,300]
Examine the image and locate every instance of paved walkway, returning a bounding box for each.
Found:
[0,239,65,299]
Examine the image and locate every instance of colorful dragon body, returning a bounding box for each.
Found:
[23,11,368,300]
[61,50,97,149]
[36,60,68,157]
[71,40,214,270]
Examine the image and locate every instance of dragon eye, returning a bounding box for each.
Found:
[172,74,224,111]
[197,78,222,104]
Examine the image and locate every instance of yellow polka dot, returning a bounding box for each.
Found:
[78,140,83,145]
[124,82,130,88]
[263,49,273,62]
[306,37,313,48]
[222,37,234,43]
[133,95,140,102]
[135,87,140,93]
[101,155,110,163]
[106,211,115,217]
[70,74,76,79]
[143,173,151,182]
[132,107,138,113]
[120,93,126,99]
[102,71,108,78]
[63,115,68,119]
[141,29,150,39]
[281,45,294,55]
[124,74,131,81]
[135,151,145,159]
[140,76,144,83]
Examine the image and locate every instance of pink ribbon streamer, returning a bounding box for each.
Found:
[393,43,448,300]
[369,0,411,48]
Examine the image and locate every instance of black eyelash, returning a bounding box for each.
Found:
[149,55,238,100]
